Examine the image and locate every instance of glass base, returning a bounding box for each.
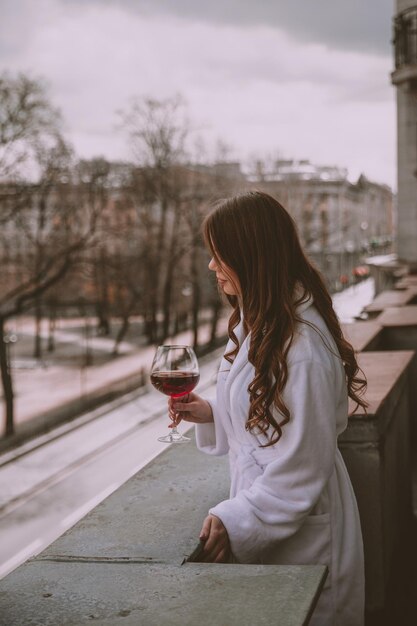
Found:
[158,432,191,444]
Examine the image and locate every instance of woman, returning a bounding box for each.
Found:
[170,191,366,626]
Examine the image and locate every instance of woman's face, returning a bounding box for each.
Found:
[208,255,240,296]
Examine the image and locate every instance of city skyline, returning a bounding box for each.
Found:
[0,0,395,187]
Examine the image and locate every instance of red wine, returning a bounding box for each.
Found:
[150,371,200,397]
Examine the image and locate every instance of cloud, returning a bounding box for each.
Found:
[0,0,41,60]
[62,0,394,56]
[0,0,396,187]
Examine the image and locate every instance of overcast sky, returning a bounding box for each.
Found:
[0,0,396,187]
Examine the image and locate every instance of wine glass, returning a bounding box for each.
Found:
[150,345,200,443]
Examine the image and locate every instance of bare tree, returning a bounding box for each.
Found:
[110,256,143,356]
[76,157,114,337]
[183,143,242,347]
[119,95,191,343]
[0,214,97,436]
[0,75,100,438]
[29,136,75,358]
[0,73,61,224]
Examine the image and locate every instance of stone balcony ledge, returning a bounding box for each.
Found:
[0,434,327,626]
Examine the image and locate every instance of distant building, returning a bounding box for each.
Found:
[186,161,246,182]
[392,0,417,269]
[248,159,394,290]
[0,158,394,317]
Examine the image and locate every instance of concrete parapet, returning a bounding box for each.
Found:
[395,275,417,290]
[0,435,327,625]
[377,305,417,337]
[0,559,327,626]
[365,255,406,296]
[341,321,383,352]
[377,306,417,442]
[339,351,415,612]
[364,288,417,318]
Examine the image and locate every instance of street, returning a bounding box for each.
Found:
[0,350,221,580]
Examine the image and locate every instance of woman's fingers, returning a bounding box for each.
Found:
[203,531,223,556]
[201,541,229,563]
[199,515,230,562]
[168,402,182,426]
[199,515,212,541]
[168,395,191,426]
[213,548,227,563]
[173,402,189,411]
[168,394,213,425]
[173,400,195,412]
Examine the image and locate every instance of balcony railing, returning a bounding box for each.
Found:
[394,7,417,69]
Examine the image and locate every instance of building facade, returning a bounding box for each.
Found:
[392,0,417,269]
[249,159,394,290]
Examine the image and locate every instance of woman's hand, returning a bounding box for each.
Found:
[168,392,213,428]
[199,514,231,563]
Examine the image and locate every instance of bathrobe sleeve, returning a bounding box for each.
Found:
[195,395,229,456]
[209,359,339,562]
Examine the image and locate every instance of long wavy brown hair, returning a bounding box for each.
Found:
[203,190,367,447]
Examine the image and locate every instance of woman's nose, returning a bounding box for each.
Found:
[208,257,216,271]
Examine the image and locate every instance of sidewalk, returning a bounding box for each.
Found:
[1,317,228,442]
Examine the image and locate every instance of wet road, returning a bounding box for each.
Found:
[0,351,220,580]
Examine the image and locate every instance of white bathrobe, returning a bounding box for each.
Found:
[196,299,364,626]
